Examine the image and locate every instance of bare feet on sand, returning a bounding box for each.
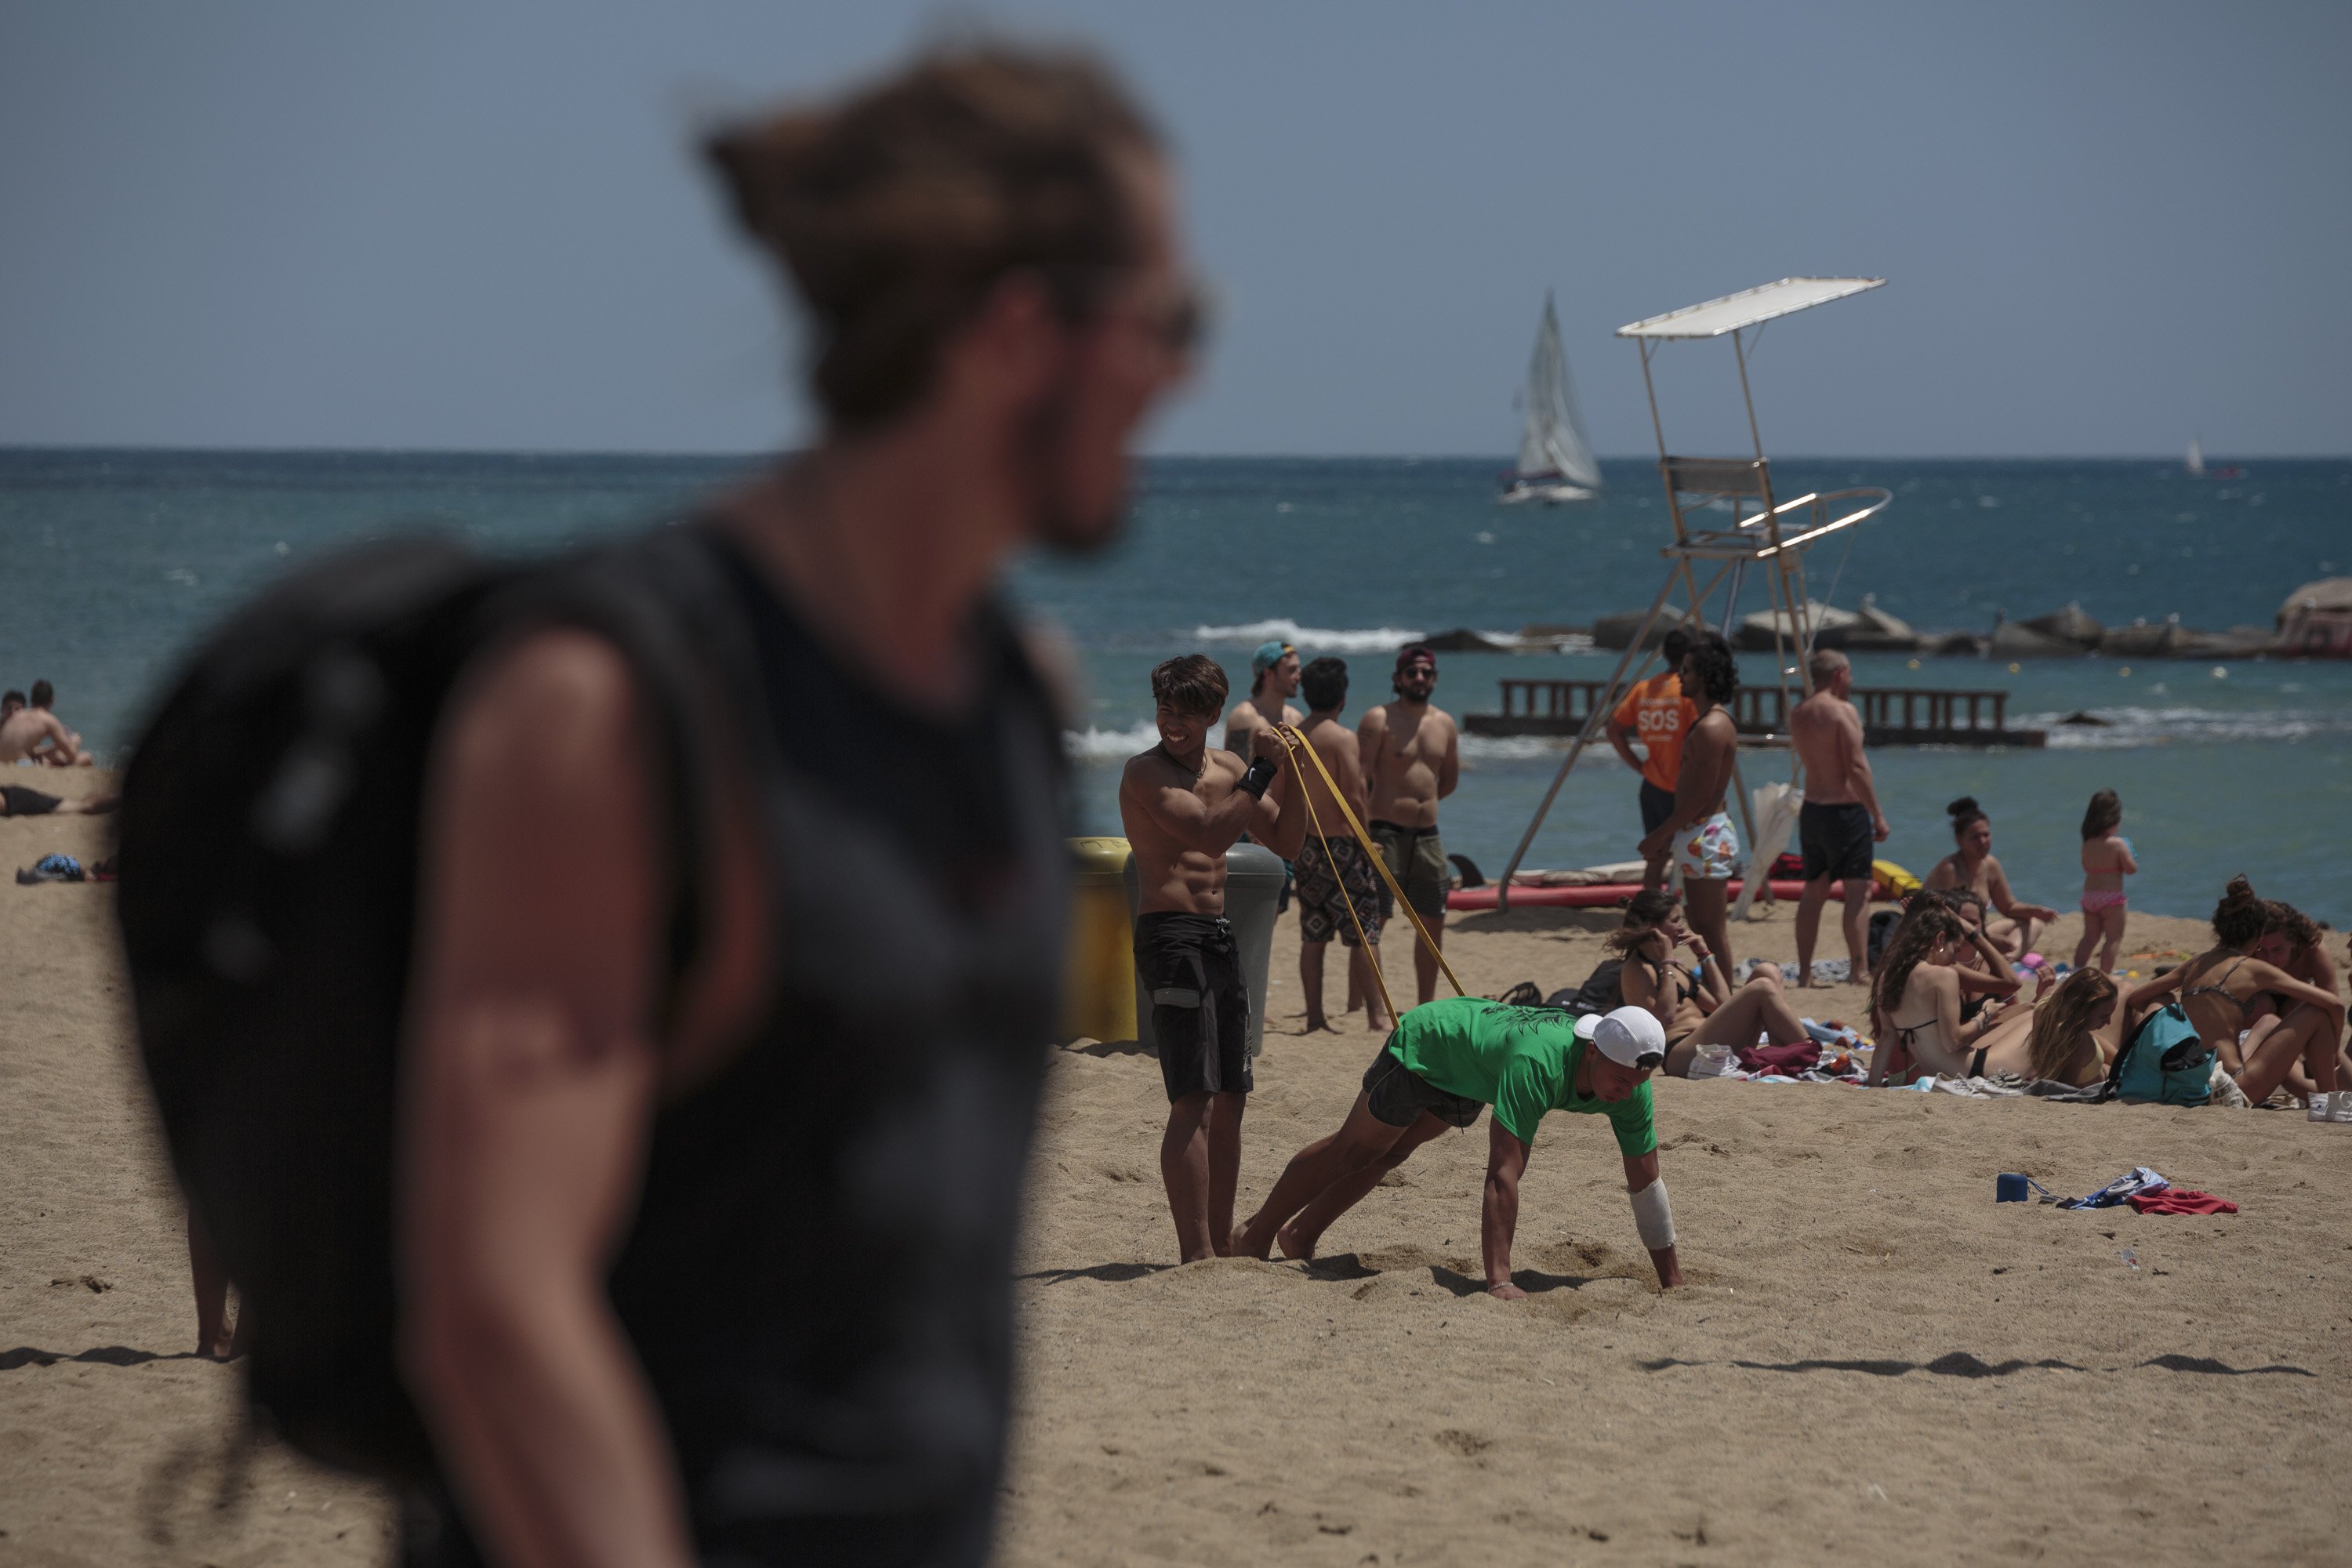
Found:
[1303,1014,1337,1033]
[1276,1221,1316,1262]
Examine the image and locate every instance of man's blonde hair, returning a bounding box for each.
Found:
[1808,648,1849,688]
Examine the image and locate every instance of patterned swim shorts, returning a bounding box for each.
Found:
[1295,833,1385,947]
[1675,811,1740,882]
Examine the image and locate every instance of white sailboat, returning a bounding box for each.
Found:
[1499,292,1603,505]
[2186,435,2205,478]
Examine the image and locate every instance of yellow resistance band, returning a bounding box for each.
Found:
[1269,724,1467,1017]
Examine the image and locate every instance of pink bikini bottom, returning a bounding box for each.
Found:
[2080,889,2128,914]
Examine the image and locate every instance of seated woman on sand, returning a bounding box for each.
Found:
[1610,889,1813,1078]
[2121,877,2345,1105]
[1865,901,2025,1084]
[2256,898,2352,1094]
[1923,797,2059,960]
[1928,887,2024,1022]
[1964,968,2120,1087]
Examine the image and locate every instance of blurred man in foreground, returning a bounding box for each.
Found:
[400,46,1197,1568]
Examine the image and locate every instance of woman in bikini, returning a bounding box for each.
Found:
[1927,887,2024,1022]
[2254,898,2351,1098]
[1922,796,2059,960]
[2072,789,2136,974]
[2120,876,2344,1105]
[1965,968,2119,1087]
[1609,890,1811,1079]
[1864,901,2023,1085]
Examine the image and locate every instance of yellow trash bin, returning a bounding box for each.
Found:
[1062,837,1138,1044]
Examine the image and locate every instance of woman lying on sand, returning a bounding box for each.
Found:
[2256,899,2352,1094]
[2122,877,2345,1105]
[1962,968,2122,1087]
[1923,797,2059,960]
[1866,902,2027,1085]
[1610,890,1811,1078]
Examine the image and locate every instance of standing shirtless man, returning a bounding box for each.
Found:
[1287,656,1388,1033]
[1120,654,1305,1263]
[1222,638,1301,755]
[1359,645,1459,1007]
[1639,632,1740,977]
[1789,648,1888,987]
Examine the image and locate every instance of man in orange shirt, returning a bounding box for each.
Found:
[1606,628,1696,889]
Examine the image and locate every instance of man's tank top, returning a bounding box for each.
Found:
[411,527,1071,1566]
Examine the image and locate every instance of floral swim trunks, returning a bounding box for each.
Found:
[1675,811,1740,882]
[1295,833,1384,947]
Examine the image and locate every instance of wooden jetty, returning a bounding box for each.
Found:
[1467,679,2045,748]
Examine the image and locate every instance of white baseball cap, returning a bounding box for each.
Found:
[1588,1005,1668,1069]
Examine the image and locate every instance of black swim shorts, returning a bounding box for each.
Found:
[1798,800,1875,883]
[1362,1043,1485,1130]
[0,786,61,818]
[1639,780,1679,837]
[1134,911,1252,1101]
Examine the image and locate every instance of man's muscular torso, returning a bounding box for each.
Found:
[1359,702,1456,827]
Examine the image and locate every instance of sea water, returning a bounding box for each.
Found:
[3,450,2347,922]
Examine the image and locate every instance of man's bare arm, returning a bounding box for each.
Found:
[1482,1120,1531,1298]
[1250,730,1309,859]
[1839,710,1887,836]
[1125,752,1263,859]
[1605,715,1645,775]
[1436,717,1461,800]
[1623,1150,1682,1288]
[401,632,695,1568]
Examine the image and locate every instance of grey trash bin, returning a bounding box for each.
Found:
[1123,842,1287,1059]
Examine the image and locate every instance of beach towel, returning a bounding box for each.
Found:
[2127,1188,2237,1215]
[1735,1040,1822,1076]
[1728,781,1801,922]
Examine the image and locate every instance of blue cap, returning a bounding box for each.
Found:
[1251,639,1295,675]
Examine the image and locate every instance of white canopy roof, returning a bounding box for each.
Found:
[1616,277,1885,339]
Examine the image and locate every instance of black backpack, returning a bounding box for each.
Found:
[1556,956,1627,1018]
[116,528,725,1483]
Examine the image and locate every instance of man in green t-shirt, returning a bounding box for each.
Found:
[1232,999,1684,1296]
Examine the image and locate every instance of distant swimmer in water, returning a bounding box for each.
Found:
[1230,998,1684,1296]
[0,688,90,768]
[2073,789,2136,973]
[1924,796,2059,961]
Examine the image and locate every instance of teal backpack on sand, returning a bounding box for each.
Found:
[2105,1001,2213,1106]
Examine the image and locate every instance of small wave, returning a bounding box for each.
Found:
[1458,734,1590,762]
[2032,706,2352,750]
[1187,618,1425,655]
[1064,721,1163,760]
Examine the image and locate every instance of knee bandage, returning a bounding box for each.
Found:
[1629,1178,1675,1250]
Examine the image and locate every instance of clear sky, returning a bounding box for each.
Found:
[3,2,2347,457]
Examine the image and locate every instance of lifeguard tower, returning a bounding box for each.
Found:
[1494,277,1893,910]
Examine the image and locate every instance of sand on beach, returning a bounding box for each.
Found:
[4,790,2347,1565]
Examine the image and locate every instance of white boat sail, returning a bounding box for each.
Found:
[2186,435,2205,477]
[1500,292,1602,504]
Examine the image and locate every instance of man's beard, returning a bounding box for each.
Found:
[1024,376,1127,557]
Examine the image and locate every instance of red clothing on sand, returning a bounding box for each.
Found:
[2126,1189,2238,1215]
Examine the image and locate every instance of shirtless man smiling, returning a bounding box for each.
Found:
[1120,654,1305,1262]
[1358,645,1459,1007]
